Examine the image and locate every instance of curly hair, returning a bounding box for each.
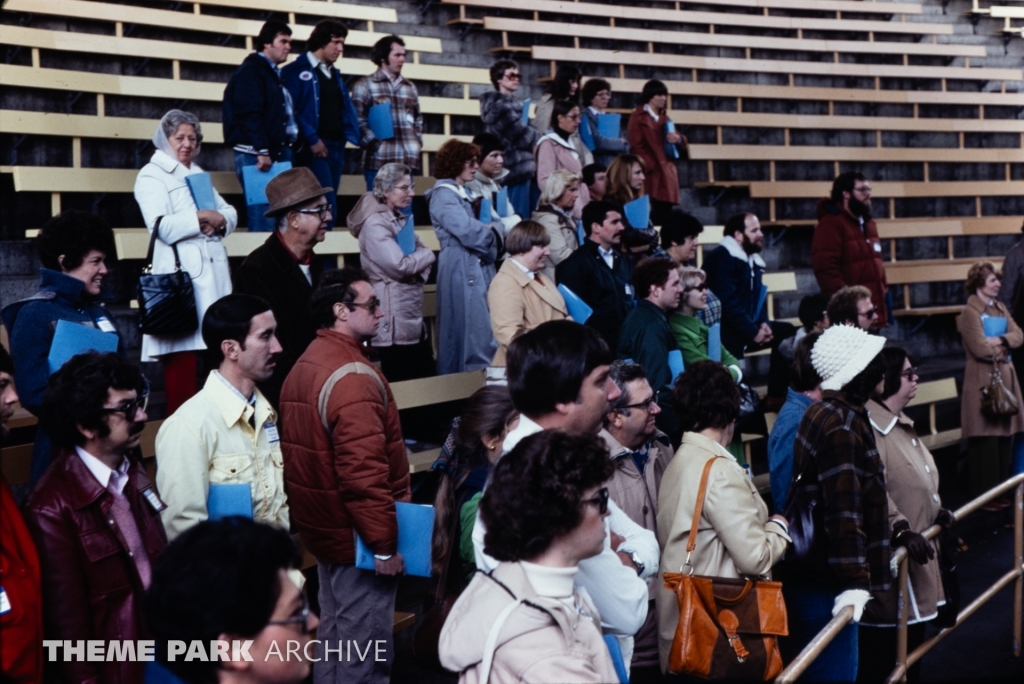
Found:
[36,210,116,272]
[581,78,611,107]
[827,285,872,327]
[370,34,404,68]
[672,360,740,433]
[481,430,614,562]
[310,266,370,328]
[965,261,1000,296]
[433,139,479,180]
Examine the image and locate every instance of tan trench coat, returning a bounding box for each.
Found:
[655,432,790,673]
[486,258,569,366]
[959,295,1024,439]
[863,400,944,625]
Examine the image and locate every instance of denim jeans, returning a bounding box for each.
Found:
[234,149,292,232]
[781,582,859,682]
[296,139,345,230]
[364,170,378,193]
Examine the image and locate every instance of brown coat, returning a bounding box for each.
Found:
[959,295,1024,439]
[486,258,569,366]
[626,105,681,205]
[863,400,944,625]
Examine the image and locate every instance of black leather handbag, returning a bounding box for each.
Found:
[137,218,199,336]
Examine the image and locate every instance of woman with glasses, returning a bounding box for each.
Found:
[347,162,436,382]
[859,347,954,683]
[535,99,591,220]
[428,139,505,375]
[960,261,1024,498]
[669,267,742,382]
[656,360,789,674]
[581,78,629,168]
[439,430,619,683]
[134,109,237,413]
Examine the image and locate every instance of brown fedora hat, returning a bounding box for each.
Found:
[263,167,333,217]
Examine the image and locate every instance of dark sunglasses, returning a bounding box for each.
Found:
[618,395,658,413]
[295,204,333,221]
[503,72,522,81]
[860,306,879,319]
[99,387,150,421]
[684,283,707,293]
[901,366,919,380]
[346,296,381,313]
[581,487,610,515]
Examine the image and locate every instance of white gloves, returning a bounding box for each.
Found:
[832,589,872,623]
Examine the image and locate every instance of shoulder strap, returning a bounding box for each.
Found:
[686,456,722,554]
[144,217,182,270]
[479,597,526,684]
[317,362,388,433]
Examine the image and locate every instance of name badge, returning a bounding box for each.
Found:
[624,284,634,297]
[264,422,280,443]
[873,242,882,253]
[142,488,167,513]
[0,586,10,615]
[96,317,117,334]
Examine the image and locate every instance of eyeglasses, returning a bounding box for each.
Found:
[859,307,879,319]
[295,204,333,221]
[393,184,414,192]
[684,283,707,293]
[581,487,610,515]
[562,113,581,121]
[901,366,919,380]
[346,296,381,313]
[617,395,658,413]
[503,72,522,81]
[99,388,150,421]
[266,594,311,631]
[853,185,873,195]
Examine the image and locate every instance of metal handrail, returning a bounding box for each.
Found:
[775,473,1024,684]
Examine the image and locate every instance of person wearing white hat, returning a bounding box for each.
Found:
[780,324,889,683]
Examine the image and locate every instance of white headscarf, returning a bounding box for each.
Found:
[152,110,202,162]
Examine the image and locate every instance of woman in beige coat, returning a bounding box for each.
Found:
[656,361,790,674]
[487,220,569,366]
[960,261,1024,497]
[531,170,581,282]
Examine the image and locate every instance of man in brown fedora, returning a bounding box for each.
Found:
[233,167,333,407]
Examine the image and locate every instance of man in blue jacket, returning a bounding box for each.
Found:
[223,20,297,231]
[282,19,360,230]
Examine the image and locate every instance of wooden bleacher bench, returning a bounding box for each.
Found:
[886,257,1005,315]
[674,109,1024,134]
[907,378,962,451]
[192,0,398,25]
[742,180,1024,199]
[644,0,924,13]
[876,216,1024,263]
[689,145,1024,165]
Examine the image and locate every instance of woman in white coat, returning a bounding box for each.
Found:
[134,109,237,412]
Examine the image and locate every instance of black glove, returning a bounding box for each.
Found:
[895,530,935,565]
[935,508,956,531]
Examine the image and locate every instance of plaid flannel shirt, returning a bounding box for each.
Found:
[697,289,723,327]
[350,68,423,171]
[791,390,891,592]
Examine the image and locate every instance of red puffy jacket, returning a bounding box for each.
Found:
[812,198,889,328]
[1,475,42,684]
[280,329,410,565]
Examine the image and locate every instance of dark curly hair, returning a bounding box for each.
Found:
[673,360,740,433]
[36,210,116,272]
[311,266,370,329]
[40,351,145,450]
[481,430,614,562]
[581,78,611,107]
[433,139,479,180]
[370,34,404,68]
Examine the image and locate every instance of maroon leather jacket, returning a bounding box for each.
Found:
[23,451,167,684]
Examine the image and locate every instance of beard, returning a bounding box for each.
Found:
[741,234,763,255]
[849,197,872,219]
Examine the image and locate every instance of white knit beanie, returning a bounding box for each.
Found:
[811,324,886,391]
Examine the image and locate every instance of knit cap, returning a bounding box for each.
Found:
[811,324,886,392]
[472,133,504,159]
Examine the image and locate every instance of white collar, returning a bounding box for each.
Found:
[520,561,578,599]
[597,245,616,258]
[644,104,659,122]
[214,370,256,405]
[719,235,766,269]
[306,52,321,69]
[76,446,130,493]
[588,106,602,116]
[503,414,544,453]
[150,149,190,175]
[510,257,535,279]
[540,130,577,153]
[433,180,470,201]
[869,414,899,436]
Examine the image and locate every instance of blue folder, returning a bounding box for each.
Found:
[664,121,681,159]
[521,98,531,125]
[241,161,292,205]
[396,213,416,256]
[354,502,435,577]
[47,319,119,374]
[496,186,509,218]
[596,113,621,139]
[185,173,218,210]
[754,283,770,322]
[368,101,394,140]
[207,484,253,520]
[558,284,593,324]
[623,195,650,230]
[668,349,684,384]
[707,322,722,362]
[576,219,586,246]
[479,196,493,224]
[578,115,596,151]
[603,635,630,684]
[982,315,1008,338]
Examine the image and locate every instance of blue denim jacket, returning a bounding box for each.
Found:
[767,386,814,508]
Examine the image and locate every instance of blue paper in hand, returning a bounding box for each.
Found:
[207,484,253,520]
[707,323,722,363]
[354,502,435,577]
[668,349,685,383]
[576,219,586,247]
[596,113,621,139]
[603,635,630,684]
[185,173,218,210]
[521,98,531,125]
[558,284,593,324]
[368,101,394,141]
[982,315,1008,338]
[242,161,292,205]
[496,186,509,218]
[48,319,119,374]
[396,213,416,256]
[578,115,596,151]
[754,283,770,322]
[665,121,681,159]
[479,196,492,225]
[623,195,650,230]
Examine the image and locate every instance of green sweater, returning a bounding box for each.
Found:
[669,312,742,382]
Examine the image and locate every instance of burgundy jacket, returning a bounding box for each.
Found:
[23,452,167,684]
[1,475,42,684]
[626,104,682,205]
[280,329,411,565]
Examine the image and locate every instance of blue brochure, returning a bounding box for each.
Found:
[982,315,1008,338]
[496,186,509,217]
[665,121,680,159]
[521,98,531,124]
[668,349,684,384]
[707,322,722,362]
[576,219,586,246]
[558,284,593,324]
[479,196,493,224]
[754,283,769,322]
[241,161,292,205]
[603,635,630,684]
[368,101,394,140]
[207,484,253,520]
[396,213,416,256]
[597,113,621,139]
[354,502,435,577]
[578,115,596,151]
[47,319,119,374]
[185,173,218,210]
[623,195,650,230]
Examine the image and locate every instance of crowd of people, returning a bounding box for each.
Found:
[1,16,1022,684]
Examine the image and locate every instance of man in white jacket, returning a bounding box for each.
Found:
[472,320,657,666]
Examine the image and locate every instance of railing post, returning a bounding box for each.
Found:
[896,555,909,683]
[1015,481,1023,657]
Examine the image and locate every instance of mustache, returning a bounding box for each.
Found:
[129,420,146,436]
